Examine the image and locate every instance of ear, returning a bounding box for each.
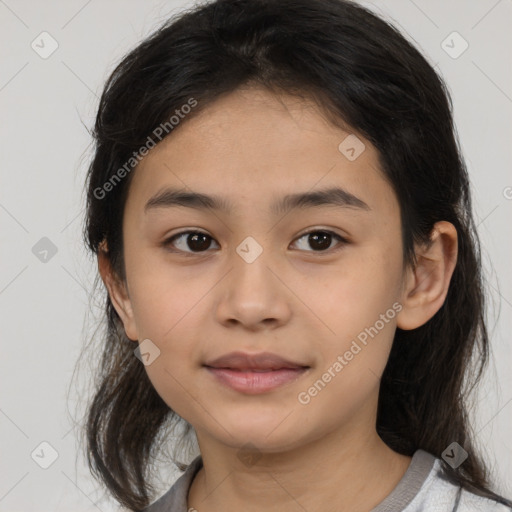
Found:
[396,221,458,330]
[97,241,139,341]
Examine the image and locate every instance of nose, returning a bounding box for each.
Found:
[214,244,292,331]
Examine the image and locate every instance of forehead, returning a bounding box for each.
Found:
[126,86,398,220]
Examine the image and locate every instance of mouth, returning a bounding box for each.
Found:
[202,351,310,394]
[205,367,303,372]
[203,350,308,371]
[204,366,309,394]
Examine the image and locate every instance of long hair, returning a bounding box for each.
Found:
[79,0,511,509]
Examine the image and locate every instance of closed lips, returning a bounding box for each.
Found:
[203,351,310,372]
[207,367,300,372]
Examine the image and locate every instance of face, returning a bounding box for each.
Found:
[109,86,411,453]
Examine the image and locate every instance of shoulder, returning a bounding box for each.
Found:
[455,488,512,511]
[405,454,512,512]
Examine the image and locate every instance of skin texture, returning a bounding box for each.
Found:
[99,86,458,512]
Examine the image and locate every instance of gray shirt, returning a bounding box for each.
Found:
[143,449,511,511]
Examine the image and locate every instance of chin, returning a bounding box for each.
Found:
[210,410,308,452]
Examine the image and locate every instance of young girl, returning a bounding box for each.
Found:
[80,0,512,510]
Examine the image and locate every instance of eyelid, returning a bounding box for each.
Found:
[162,227,349,255]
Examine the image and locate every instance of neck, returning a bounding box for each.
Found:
[188,423,412,512]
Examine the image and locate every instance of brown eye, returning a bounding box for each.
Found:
[291,230,347,253]
[163,231,219,253]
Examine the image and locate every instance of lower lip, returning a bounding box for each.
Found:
[205,366,309,394]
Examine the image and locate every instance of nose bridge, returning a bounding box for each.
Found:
[215,234,291,328]
[231,234,275,299]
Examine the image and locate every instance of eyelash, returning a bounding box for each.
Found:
[161,229,349,256]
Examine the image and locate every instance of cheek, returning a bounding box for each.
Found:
[298,242,403,401]
[303,245,403,340]
[295,281,399,430]
[126,263,209,415]
[125,244,208,337]
[125,251,215,368]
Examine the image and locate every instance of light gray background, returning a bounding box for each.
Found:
[1,0,511,510]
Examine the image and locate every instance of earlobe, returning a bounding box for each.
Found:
[97,244,139,341]
[396,221,458,331]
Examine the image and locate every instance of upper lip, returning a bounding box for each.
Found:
[204,351,309,371]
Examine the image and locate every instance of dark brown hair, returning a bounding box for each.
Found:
[77,0,512,510]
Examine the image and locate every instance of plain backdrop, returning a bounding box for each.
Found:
[1,0,511,510]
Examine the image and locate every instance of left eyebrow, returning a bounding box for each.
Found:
[144,186,371,215]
